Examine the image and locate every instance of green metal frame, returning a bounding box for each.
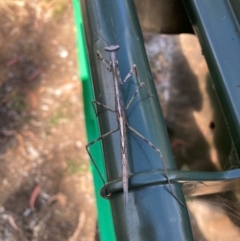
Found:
[79,0,192,240]
[182,0,240,159]
[72,0,116,240]
[73,0,240,240]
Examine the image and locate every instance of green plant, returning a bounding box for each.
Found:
[10,96,26,112]
[67,160,88,174]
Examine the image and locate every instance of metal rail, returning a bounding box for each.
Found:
[80,0,193,240]
[77,0,240,240]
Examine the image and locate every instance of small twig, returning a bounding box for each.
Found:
[27,68,42,81]
[5,54,25,67]
[8,214,29,241]
[47,193,67,208]
[30,185,41,211]
[8,214,21,232]
[68,212,86,241]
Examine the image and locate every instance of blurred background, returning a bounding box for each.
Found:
[144,32,240,241]
[0,1,96,240]
[0,0,240,240]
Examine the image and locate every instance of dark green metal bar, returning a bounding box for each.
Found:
[72,1,116,240]
[182,0,240,159]
[80,0,193,240]
[101,168,240,198]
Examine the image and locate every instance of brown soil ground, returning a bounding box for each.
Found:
[0,1,96,240]
[1,1,240,241]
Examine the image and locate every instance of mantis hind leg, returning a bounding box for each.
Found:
[86,128,119,185]
[126,124,184,206]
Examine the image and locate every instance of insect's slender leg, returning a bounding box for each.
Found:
[126,124,184,206]
[92,100,115,116]
[97,50,111,72]
[125,82,154,110]
[121,65,153,110]
[122,64,137,84]
[86,128,119,185]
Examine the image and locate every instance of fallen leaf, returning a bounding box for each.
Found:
[47,193,67,208]
[30,185,41,211]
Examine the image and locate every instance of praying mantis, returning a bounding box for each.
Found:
[86,36,183,206]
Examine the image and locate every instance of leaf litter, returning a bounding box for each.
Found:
[0,1,97,240]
